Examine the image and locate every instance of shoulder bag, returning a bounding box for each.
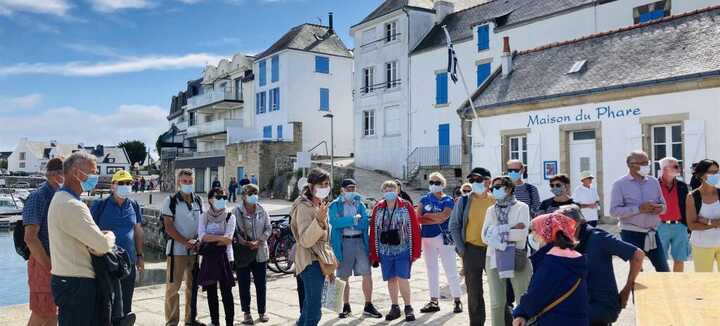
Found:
[527,278,582,325]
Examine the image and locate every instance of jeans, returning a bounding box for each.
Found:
[620,230,670,272]
[51,275,97,326]
[229,191,237,203]
[463,244,487,326]
[237,261,267,314]
[297,262,324,326]
[296,276,305,313]
[206,283,234,326]
[120,264,136,315]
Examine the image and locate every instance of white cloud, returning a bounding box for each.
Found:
[0,94,44,112]
[0,104,168,150]
[0,0,71,17]
[0,53,226,77]
[62,42,123,58]
[87,0,152,13]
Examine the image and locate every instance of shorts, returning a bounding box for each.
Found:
[28,257,57,317]
[657,222,690,261]
[336,237,371,278]
[379,251,411,281]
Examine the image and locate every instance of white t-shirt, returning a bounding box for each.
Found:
[573,185,600,222]
[691,200,720,248]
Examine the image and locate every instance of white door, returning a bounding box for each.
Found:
[569,130,597,191]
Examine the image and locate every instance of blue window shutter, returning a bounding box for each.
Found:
[476,63,491,87]
[276,88,280,111]
[315,56,329,74]
[639,9,664,23]
[260,91,266,113]
[436,73,448,105]
[263,126,272,139]
[477,25,489,51]
[320,88,329,111]
[271,55,279,82]
[259,60,267,86]
[255,93,260,114]
[277,125,283,139]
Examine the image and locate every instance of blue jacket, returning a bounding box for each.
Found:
[328,194,369,262]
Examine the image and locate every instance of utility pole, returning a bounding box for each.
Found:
[323,113,335,188]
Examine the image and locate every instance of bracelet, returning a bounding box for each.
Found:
[137,254,143,257]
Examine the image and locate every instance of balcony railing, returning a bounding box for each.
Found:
[406,145,462,179]
[187,119,243,138]
[176,149,225,159]
[186,89,241,111]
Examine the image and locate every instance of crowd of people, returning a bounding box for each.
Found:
[18,149,720,326]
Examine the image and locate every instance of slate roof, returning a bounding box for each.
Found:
[412,0,596,54]
[354,0,487,28]
[255,24,352,60]
[459,6,720,115]
[85,146,131,165]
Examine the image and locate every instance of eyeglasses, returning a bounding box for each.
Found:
[631,162,649,166]
[550,183,564,188]
[468,177,485,183]
[492,185,505,190]
[429,180,443,186]
[214,195,228,200]
[462,189,472,194]
[507,169,521,173]
[670,165,680,170]
[117,181,132,186]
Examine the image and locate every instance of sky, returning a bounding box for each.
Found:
[0,0,382,152]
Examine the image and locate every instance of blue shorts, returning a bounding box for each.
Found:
[657,222,690,261]
[379,251,411,281]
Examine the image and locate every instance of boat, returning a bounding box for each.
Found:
[0,195,23,229]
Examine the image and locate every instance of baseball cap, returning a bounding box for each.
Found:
[467,167,491,179]
[341,178,357,189]
[112,170,133,183]
[580,171,594,181]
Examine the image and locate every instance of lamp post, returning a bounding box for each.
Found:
[323,113,334,188]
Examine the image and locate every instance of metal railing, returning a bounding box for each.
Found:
[186,89,241,111]
[360,79,403,94]
[360,32,403,48]
[176,149,225,159]
[406,145,462,180]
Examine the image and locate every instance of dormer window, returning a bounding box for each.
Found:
[567,60,587,74]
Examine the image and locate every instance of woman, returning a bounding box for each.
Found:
[539,174,574,214]
[290,168,336,326]
[482,176,532,326]
[395,179,414,206]
[197,188,236,326]
[369,180,421,321]
[417,172,463,314]
[234,184,272,324]
[512,213,588,326]
[686,159,720,272]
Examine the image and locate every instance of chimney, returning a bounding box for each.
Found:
[328,12,334,33]
[501,36,513,77]
[433,1,454,25]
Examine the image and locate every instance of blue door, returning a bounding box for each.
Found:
[438,124,450,166]
[237,167,245,181]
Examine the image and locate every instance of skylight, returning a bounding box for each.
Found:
[568,60,587,74]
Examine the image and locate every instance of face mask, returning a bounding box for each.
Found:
[246,194,258,205]
[344,192,358,200]
[492,187,507,200]
[707,174,720,187]
[508,171,522,182]
[314,186,331,200]
[78,171,99,192]
[550,186,564,196]
[472,182,485,194]
[429,185,444,193]
[462,192,471,197]
[116,185,132,199]
[214,199,227,210]
[383,191,397,201]
[638,165,651,177]
[180,184,194,194]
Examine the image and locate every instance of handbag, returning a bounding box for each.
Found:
[527,278,582,325]
[232,211,258,269]
[312,241,338,276]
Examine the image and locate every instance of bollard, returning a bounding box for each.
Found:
[149,193,152,205]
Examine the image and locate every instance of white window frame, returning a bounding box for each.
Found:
[362,110,375,136]
[19,152,26,161]
[508,135,528,165]
[362,67,375,94]
[651,123,683,177]
[385,61,399,89]
[385,21,397,43]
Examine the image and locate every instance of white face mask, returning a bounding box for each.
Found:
[314,186,331,200]
[638,165,651,177]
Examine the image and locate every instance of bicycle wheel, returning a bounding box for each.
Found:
[273,235,295,274]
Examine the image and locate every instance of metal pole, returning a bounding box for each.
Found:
[330,116,335,189]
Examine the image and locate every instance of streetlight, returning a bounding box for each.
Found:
[323,113,334,188]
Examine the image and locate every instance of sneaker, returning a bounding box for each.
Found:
[420,301,440,313]
[241,313,254,325]
[363,303,383,318]
[404,305,416,322]
[385,305,402,321]
[258,314,269,323]
[338,304,351,319]
[453,300,463,313]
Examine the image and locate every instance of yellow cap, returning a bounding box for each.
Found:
[112,170,133,183]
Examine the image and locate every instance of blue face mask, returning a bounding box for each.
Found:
[707,174,720,187]
[472,182,486,194]
[78,171,99,192]
[492,187,507,200]
[344,192,358,201]
[180,184,194,194]
[508,171,522,182]
[383,191,397,201]
[115,185,131,199]
[246,194,258,205]
[214,199,226,210]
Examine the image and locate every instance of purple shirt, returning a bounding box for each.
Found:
[610,174,666,230]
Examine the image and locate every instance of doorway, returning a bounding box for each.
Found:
[569,130,597,191]
[438,123,450,166]
[195,168,205,193]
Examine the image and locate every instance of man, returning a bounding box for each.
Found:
[506,160,540,216]
[48,152,116,326]
[329,179,383,319]
[610,150,669,272]
[250,174,257,185]
[449,167,495,326]
[656,157,690,272]
[162,169,205,326]
[239,174,251,188]
[557,205,645,326]
[211,176,221,190]
[90,170,145,314]
[574,171,601,227]
[23,157,64,326]
[228,177,239,203]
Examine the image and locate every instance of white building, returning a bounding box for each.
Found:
[458,7,720,216]
[83,145,132,176]
[253,15,354,157]
[8,138,131,176]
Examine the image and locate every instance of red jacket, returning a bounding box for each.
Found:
[369,198,421,264]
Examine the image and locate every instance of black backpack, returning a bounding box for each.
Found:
[13,221,30,261]
[161,193,203,241]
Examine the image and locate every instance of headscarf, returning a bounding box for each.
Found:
[531,213,577,244]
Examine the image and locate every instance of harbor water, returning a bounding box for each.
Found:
[0,231,28,306]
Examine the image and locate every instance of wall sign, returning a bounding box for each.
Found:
[544,161,558,180]
[527,106,641,127]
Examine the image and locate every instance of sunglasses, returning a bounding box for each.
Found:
[507,169,522,173]
[492,185,505,190]
[550,183,564,188]
[117,181,132,186]
[468,177,486,183]
[462,189,472,193]
[429,180,443,186]
[214,195,228,200]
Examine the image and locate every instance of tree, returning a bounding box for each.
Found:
[118,140,148,166]
[0,159,7,170]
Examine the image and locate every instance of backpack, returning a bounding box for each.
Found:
[161,193,203,241]
[91,197,142,226]
[13,222,30,261]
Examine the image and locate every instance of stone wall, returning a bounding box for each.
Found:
[409,166,464,190]
[159,159,176,193]
[82,198,166,251]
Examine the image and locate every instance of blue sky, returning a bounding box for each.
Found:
[0,0,381,151]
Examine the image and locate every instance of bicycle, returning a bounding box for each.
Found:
[267,214,295,274]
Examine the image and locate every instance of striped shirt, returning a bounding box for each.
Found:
[514,183,540,216]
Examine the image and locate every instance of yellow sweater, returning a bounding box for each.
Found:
[48,190,115,278]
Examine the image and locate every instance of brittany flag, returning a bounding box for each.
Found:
[443,26,459,84]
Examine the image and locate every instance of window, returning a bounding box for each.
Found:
[189,111,196,126]
[258,60,267,86]
[651,124,683,177]
[435,72,448,105]
[362,110,375,136]
[634,1,670,24]
[385,21,397,42]
[277,125,283,139]
[19,162,25,168]
[271,55,279,82]
[315,56,329,74]
[263,125,272,139]
[362,67,375,94]
[508,135,528,165]
[476,62,491,87]
[384,106,400,136]
[256,91,267,114]
[477,24,490,51]
[385,61,398,89]
[19,152,26,160]
[234,78,242,100]
[269,88,280,111]
[106,166,123,174]
[361,28,376,48]
[320,88,330,111]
